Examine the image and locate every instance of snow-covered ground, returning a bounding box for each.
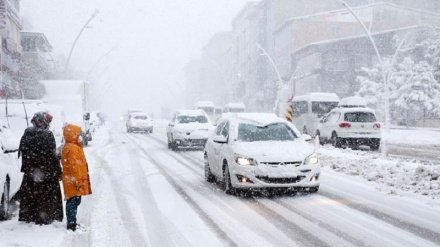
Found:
[1,121,440,247]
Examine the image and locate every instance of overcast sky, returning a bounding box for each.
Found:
[21,0,248,118]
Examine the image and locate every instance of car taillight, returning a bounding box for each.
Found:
[339,122,351,128]
[373,123,381,129]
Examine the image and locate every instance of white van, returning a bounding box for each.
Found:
[223,102,246,113]
[194,101,215,121]
[292,93,340,136]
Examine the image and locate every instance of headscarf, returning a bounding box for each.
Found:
[31,111,53,129]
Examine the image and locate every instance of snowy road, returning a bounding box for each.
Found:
[2,122,440,247]
[73,122,440,247]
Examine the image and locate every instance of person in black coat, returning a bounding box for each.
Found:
[18,112,63,225]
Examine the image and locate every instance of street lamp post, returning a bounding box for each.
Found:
[256,42,287,115]
[64,10,99,78]
[337,0,390,133]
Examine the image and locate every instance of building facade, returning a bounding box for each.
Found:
[20,31,53,99]
[0,0,22,97]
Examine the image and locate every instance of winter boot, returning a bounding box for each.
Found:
[67,222,77,231]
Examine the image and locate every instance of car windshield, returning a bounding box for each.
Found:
[134,116,148,120]
[237,123,297,142]
[177,115,208,124]
[344,112,376,122]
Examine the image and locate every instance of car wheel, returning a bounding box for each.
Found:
[171,141,178,151]
[204,154,215,183]
[149,129,153,134]
[223,163,235,195]
[315,130,324,145]
[0,178,10,220]
[303,126,308,135]
[370,139,380,151]
[331,132,342,148]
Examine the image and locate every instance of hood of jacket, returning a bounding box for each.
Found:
[63,124,82,145]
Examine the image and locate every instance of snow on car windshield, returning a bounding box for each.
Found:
[344,112,376,122]
[237,123,297,142]
[177,115,208,124]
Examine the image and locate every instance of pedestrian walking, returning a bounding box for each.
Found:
[61,124,92,231]
[18,112,63,225]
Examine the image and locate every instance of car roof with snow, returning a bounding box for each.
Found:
[223,113,286,126]
[332,107,376,114]
[131,112,150,117]
[293,93,340,102]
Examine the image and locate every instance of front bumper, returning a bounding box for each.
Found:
[229,163,320,189]
[129,125,153,131]
[174,138,207,148]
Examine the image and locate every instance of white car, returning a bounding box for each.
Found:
[316,106,381,150]
[166,110,214,150]
[0,121,22,220]
[126,113,154,133]
[203,113,320,194]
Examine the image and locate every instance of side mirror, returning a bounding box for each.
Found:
[213,135,228,144]
[301,134,312,142]
[169,122,175,127]
[320,118,325,123]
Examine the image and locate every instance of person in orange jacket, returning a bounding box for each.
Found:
[61,124,92,231]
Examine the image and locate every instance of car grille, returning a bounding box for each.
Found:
[259,161,302,166]
[256,176,306,184]
[185,139,207,145]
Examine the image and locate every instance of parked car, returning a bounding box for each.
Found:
[166,110,214,150]
[203,113,319,194]
[126,112,153,133]
[0,121,22,220]
[315,96,381,150]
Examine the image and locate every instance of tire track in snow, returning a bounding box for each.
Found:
[127,134,239,247]
[132,134,357,247]
[141,131,440,246]
[318,190,440,245]
[67,131,151,247]
[122,135,192,247]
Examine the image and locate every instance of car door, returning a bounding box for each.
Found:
[212,121,229,177]
[206,121,225,177]
[318,113,331,139]
[321,112,337,139]
[167,114,176,140]
[217,121,231,177]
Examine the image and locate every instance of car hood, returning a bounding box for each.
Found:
[232,140,314,163]
[174,123,212,132]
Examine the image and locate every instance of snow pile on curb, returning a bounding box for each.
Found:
[320,147,440,199]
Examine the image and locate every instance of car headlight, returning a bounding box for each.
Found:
[304,153,319,165]
[131,122,137,126]
[235,155,256,166]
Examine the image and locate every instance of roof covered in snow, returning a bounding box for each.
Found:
[293,93,340,102]
[339,96,367,107]
[233,113,286,126]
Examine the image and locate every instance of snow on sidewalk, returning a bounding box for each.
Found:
[319,145,440,200]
